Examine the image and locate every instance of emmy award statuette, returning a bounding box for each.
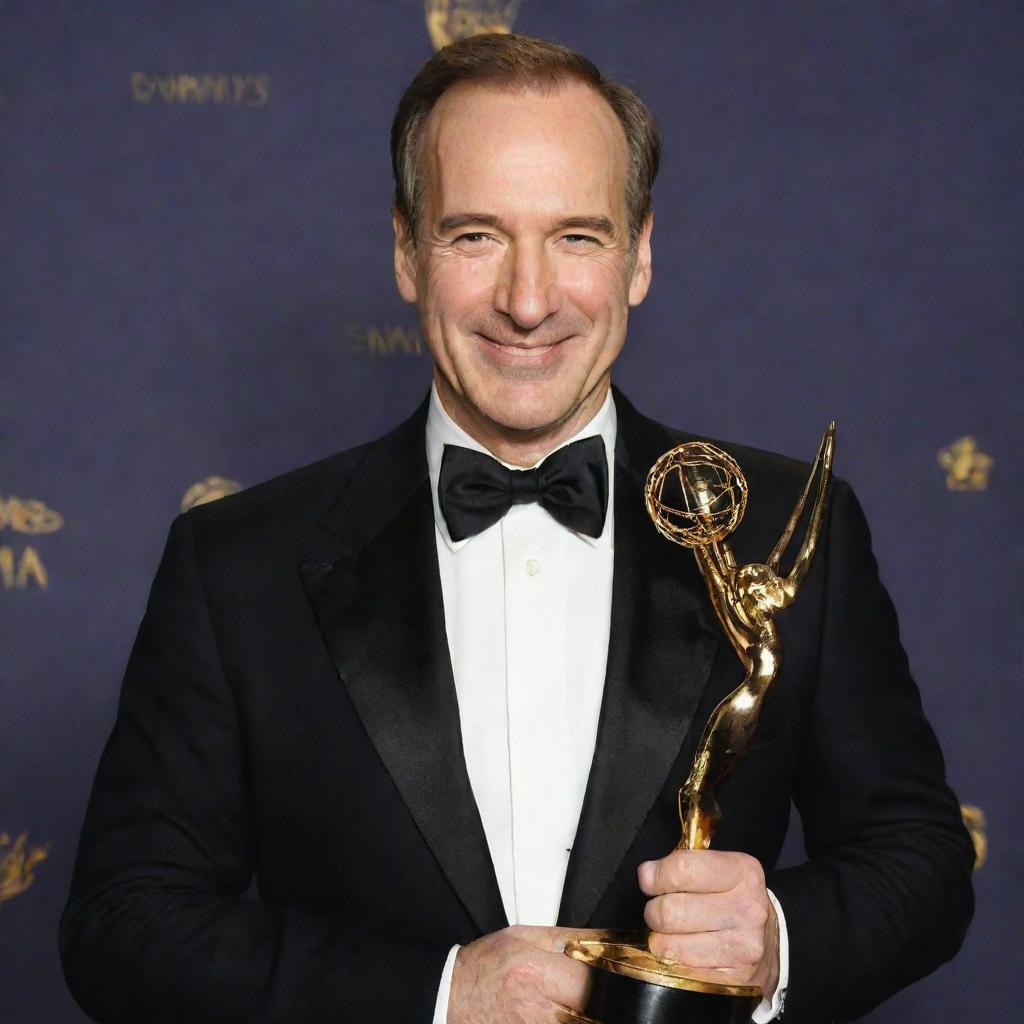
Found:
[564,425,835,1024]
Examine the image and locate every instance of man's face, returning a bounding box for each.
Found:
[393,80,653,438]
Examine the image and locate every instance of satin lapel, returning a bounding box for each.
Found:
[557,392,721,928]
[300,407,506,936]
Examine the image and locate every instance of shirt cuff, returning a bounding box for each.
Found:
[432,944,461,1024]
[751,889,789,1022]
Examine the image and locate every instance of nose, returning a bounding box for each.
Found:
[493,239,563,330]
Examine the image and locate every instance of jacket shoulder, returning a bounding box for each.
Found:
[623,393,821,498]
[182,392,431,549]
[183,443,369,548]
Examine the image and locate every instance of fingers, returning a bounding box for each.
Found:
[644,890,769,934]
[647,925,767,972]
[638,851,777,991]
[638,849,763,896]
[538,953,592,1012]
[504,926,594,1012]
[448,927,594,1023]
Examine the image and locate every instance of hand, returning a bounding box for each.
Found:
[639,849,780,996]
[447,925,596,1024]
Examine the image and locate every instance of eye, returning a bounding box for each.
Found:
[453,232,492,247]
[561,234,601,248]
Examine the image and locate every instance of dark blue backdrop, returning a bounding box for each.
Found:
[2,2,1020,1020]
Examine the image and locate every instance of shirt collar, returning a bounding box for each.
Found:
[426,383,617,552]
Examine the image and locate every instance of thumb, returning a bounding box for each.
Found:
[513,925,607,953]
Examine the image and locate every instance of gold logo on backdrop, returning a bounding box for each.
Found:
[960,804,987,870]
[0,496,63,534]
[181,477,243,513]
[0,832,49,902]
[938,436,993,491]
[349,323,426,357]
[425,0,520,50]
[0,495,61,590]
[131,73,270,106]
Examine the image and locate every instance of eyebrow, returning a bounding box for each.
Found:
[554,215,618,237]
[437,213,618,238]
[438,213,503,232]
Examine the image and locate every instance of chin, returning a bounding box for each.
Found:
[476,382,581,435]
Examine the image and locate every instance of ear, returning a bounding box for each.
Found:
[628,212,654,306]
[392,209,418,304]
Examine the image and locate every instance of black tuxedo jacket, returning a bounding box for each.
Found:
[60,390,973,1023]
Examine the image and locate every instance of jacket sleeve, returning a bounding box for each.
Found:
[766,479,975,1022]
[59,512,451,1023]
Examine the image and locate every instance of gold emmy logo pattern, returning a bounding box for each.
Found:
[181,477,243,513]
[131,73,270,106]
[349,323,426,357]
[425,0,520,50]
[0,495,62,590]
[938,436,993,491]
[0,832,49,903]
[959,804,988,870]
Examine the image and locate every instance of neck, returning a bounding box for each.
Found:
[434,372,611,468]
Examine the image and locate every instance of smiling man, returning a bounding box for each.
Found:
[61,33,973,1024]
[392,75,651,463]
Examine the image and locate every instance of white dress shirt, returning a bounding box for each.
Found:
[424,385,788,1022]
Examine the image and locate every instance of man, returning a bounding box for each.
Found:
[60,34,973,1023]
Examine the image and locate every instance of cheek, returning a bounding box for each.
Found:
[423,259,496,324]
[560,259,631,321]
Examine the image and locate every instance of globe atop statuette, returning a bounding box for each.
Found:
[644,441,748,548]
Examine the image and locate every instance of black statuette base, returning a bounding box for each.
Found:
[583,967,757,1024]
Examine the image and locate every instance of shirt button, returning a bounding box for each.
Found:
[525,558,541,577]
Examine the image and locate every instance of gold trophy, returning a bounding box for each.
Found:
[565,424,835,1024]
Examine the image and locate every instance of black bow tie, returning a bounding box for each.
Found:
[438,436,609,543]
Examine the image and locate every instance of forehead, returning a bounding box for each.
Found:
[420,80,630,224]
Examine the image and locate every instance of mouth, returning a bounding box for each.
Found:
[473,332,570,362]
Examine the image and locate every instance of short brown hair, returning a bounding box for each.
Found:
[391,33,660,249]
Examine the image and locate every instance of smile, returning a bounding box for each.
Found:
[474,333,569,362]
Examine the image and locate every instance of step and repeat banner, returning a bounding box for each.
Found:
[2,2,1019,1020]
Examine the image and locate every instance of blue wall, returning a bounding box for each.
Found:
[2,2,1020,1019]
